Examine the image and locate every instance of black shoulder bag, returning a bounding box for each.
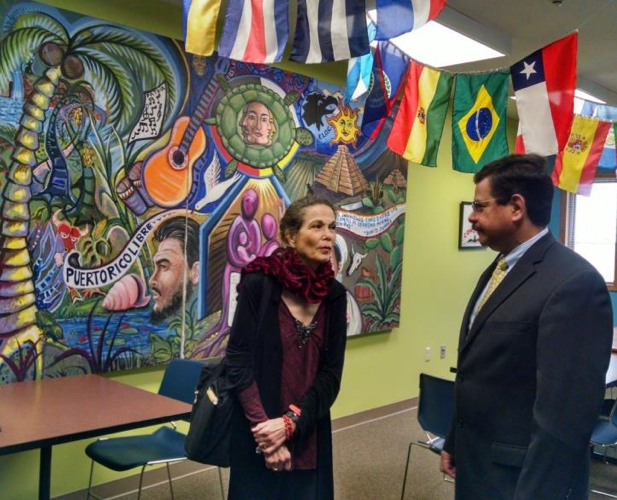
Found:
[184,355,232,466]
[184,276,271,466]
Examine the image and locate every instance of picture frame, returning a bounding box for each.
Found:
[459,202,484,249]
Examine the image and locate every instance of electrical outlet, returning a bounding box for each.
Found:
[440,345,446,359]
[424,347,431,362]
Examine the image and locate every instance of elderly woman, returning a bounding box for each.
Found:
[225,195,347,500]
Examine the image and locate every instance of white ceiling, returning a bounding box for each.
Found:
[438,0,617,105]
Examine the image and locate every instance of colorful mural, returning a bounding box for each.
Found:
[0,1,408,384]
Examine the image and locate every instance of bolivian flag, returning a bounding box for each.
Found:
[452,71,509,173]
[387,61,453,167]
[552,115,612,195]
[183,0,222,56]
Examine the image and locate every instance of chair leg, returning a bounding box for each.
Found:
[86,460,95,500]
[590,490,617,499]
[400,442,413,500]
[166,462,175,500]
[137,465,147,500]
[218,467,226,500]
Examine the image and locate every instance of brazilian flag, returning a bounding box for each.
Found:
[452,71,509,173]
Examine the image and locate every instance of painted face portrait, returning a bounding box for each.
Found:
[149,237,199,323]
[337,115,356,142]
[240,101,275,146]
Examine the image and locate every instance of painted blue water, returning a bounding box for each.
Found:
[56,310,177,354]
[0,96,23,127]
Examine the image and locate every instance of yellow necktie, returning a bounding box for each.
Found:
[477,257,508,311]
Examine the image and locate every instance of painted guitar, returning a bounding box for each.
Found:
[143,75,217,208]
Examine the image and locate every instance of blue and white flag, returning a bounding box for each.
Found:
[346,21,377,102]
[290,0,370,63]
[581,100,617,170]
[369,0,447,41]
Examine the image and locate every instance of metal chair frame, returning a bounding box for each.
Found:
[590,395,617,499]
[401,374,455,500]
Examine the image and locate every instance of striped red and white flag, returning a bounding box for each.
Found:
[218,0,288,64]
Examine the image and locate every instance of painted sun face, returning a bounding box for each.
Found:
[240,101,275,146]
[327,104,360,147]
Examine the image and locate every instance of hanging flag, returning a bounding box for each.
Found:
[511,33,577,156]
[346,22,377,102]
[387,61,453,167]
[552,115,612,195]
[361,41,408,139]
[370,0,447,40]
[580,100,617,170]
[182,0,223,56]
[452,71,509,173]
[514,122,525,153]
[290,0,370,64]
[218,0,288,64]
[600,124,617,170]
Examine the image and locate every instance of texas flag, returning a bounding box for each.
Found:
[511,33,577,156]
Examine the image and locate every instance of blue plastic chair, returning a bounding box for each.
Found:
[591,401,617,460]
[401,373,455,500]
[85,359,205,500]
[589,400,617,498]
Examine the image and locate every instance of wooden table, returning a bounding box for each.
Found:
[0,374,192,500]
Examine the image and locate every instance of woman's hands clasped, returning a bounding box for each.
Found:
[252,418,292,471]
[263,444,292,471]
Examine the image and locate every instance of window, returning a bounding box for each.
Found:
[563,176,617,290]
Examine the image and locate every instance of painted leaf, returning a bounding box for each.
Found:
[380,233,393,253]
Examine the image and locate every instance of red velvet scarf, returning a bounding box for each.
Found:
[241,247,334,304]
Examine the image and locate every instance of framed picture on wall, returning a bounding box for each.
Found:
[459,202,483,249]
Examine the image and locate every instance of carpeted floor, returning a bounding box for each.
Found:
[94,407,617,500]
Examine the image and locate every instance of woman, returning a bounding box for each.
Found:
[225,195,348,500]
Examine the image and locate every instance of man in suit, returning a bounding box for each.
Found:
[440,154,613,499]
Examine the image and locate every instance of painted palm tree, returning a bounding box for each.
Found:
[0,6,185,381]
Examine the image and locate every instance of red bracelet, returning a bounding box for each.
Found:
[289,404,302,416]
[282,415,293,441]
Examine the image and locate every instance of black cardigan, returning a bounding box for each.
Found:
[225,271,348,472]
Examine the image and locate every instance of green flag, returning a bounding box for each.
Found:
[452,71,509,173]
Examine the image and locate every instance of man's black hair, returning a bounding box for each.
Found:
[474,154,554,226]
[153,217,200,267]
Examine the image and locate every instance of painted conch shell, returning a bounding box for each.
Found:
[102,274,150,311]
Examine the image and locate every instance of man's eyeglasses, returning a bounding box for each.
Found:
[470,198,499,212]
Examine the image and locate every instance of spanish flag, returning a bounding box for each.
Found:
[552,115,612,195]
[183,0,222,56]
[387,61,453,167]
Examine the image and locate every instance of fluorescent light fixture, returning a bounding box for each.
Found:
[574,89,606,104]
[388,21,505,68]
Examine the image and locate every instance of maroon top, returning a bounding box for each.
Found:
[236,299,327,470]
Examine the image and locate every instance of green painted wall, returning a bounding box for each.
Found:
[0,1,512,497]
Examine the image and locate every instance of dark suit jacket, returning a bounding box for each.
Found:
[444,233,613,500]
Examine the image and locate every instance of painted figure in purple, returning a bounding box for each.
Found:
[195,188,262,358]
[258,213,280,257]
